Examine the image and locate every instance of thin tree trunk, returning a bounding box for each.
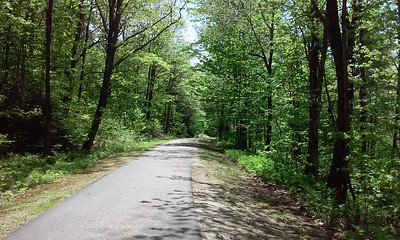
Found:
[218,105,225,141]
[392,0,400,156]
[265,14,274,151]
[393,66,400,156]
[133,66,140,94]
[237,121,247,150]
[324,73,336,129]
[2,26,11,90]
[305,17,328,176]
[78,1,94,99]
[164,102,172,134]
[65,0,85,105]
[347,0,362,122]
[164,72,174,135]
[265,95,273,151]
[359,23,368,153]
[242,2,275,151]
[19,12,30,84]
[145,61,157,121]
[358,25,368,187]
[43,0,54,156]
[82,0,123,151]
[16,0,28,84]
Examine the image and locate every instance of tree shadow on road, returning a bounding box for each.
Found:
[123,189,201,240]
[91,188,201,240]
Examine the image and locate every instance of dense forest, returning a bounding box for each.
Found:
[1,0,399,239]
[0,0,205,155]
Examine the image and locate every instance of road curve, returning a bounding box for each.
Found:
[6,139,201,240]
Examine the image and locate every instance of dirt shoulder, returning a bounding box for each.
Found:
[192,140,335,240]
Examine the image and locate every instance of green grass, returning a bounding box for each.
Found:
[31,196,64,214]
[226,150,275,177]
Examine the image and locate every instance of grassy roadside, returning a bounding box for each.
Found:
[0,138,170,239]
[192,140,334,239]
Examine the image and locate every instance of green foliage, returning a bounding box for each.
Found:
[226,149,335,223]
[0,0,194,155]
[24,169,67,188]
[227,150,275,177]
[0,134,12,147]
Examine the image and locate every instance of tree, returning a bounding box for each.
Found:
[235,0,276,151]
[43,0,54,156]
[304,5,328,177]
[145,61,157,122]
[82,0,185,151]
[78,0,95,100]
[64,0,86,106]
[164,64,177,135]
[81,0,123,151]
[312,0,354,203]
[393,0,400,156]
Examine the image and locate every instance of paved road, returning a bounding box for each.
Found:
[6,139,202,240]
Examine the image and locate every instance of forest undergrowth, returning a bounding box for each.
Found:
[224,145,399,239]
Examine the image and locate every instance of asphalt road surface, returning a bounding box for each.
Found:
[6,139,202,240]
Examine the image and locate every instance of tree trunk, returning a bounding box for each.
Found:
[1,26,11,91]
[305,27,320,176]
[218,105,225,141]
[237,121,247,150]
[359,22,368,153]
[19,13,29,84]
[265,15,274,152]
[347,0,362,124]
[393,64,400,156]
[291,95,302,161]
[65,0,85,105]
[164,102,172,135]
[164,72,175,135]
[392,0,400,156]
[145,61,157,121]
[82,0,123,151]
[43,0,54,156]
[78,1,94,100]
[305,18,328,176]
[265,95,273,151]
[243,3,275,151]
[325,0,351,203]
